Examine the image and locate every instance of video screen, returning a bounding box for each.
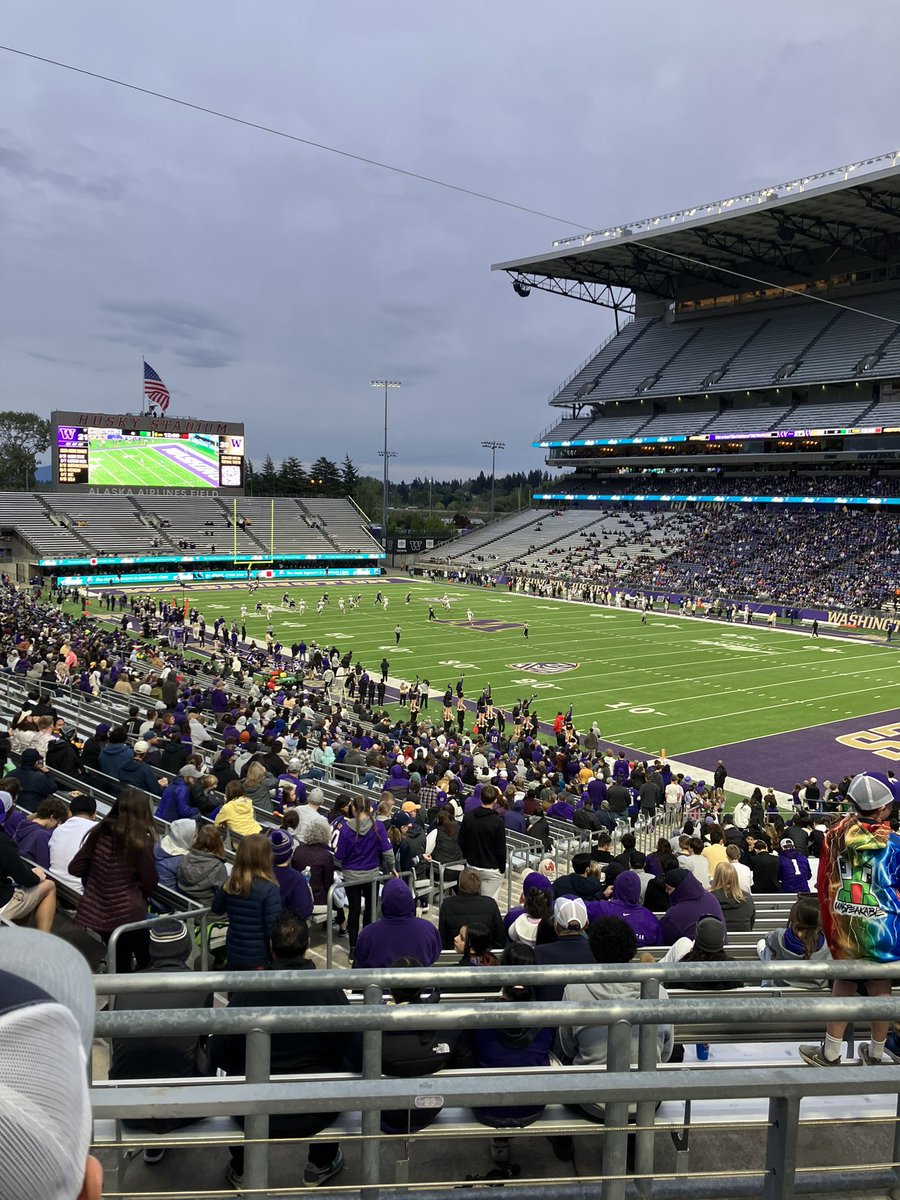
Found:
[55,426,245,489]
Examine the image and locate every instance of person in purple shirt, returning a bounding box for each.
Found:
[586,776,607,808]
[612,753,631,784]
[659,869,725,945]
[463,791,483,814]
[382,764,410,794]
[13,797,70,869]
[546,796,575,822]
[502,797,527,834]
[352,878,441,969]
[268,830,314,919]
[591,871,663,947]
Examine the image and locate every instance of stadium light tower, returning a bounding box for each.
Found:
[481,440,506,524]
[371,380,401,542]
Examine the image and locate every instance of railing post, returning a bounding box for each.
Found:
[361,981,383,1196]
[634,977,659,1197]
[242,1027,271,1200]
[763,1094,799,1200]
[601,1018,632,1200]
[892,1092,900,1192]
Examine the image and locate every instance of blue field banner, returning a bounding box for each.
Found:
[533,492,900,507]
[55,567,382,586]
[39,551,384,567]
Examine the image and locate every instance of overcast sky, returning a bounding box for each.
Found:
[2,1,900,482]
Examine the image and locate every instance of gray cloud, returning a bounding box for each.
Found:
[0,135,124,199]
[173,344,234,369]
[101,300,236,341]
[1,0,898,483]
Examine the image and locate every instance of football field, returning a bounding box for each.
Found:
[88,436,220,488]
[157,577,900,789]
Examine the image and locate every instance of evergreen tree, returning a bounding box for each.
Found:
[308,456,342,493]
[279,457,306,495]
[341,454,360,497]
[256,455,278,496]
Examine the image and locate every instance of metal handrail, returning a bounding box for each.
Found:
[90,963,900,1200]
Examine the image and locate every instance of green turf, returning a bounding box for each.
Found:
[133,578,899,758]
[88,437,218,488]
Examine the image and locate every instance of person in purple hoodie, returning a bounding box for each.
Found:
[13,797,70,869]
[381,763,410,796]
[351,878,441,969]
[586,776,607,808]
[502,796,527,834]
[546,794,575,822]
[659,868,725,946]
[591,871,663,947]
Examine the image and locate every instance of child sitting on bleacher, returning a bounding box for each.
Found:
[757,894,831,988]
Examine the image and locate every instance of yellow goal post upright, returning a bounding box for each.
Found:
[233,497,275,581]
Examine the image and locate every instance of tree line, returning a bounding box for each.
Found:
[247,454,549,529]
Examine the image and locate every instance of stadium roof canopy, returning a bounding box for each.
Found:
[492,151,900,313]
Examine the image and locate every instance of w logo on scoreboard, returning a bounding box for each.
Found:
[57,426,80,444]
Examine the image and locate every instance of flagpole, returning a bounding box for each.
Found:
[140,358,145,417]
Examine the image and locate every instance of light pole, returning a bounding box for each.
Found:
[377,450,398,541]
[371,380,401,544]
[481,440,505,524]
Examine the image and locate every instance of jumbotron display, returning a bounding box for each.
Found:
[51,411,245,493]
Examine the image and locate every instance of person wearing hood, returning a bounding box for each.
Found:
[659,868,725,946]
[471,943,555,1168]
[777,837,812,893]
[153,818,196,890]
[592,870,664,947]
[118,740,163,797]
[98,726,134,782]
[501,789,527,833]
[8,748,60,808]
[557,916,673,1135]
[333,795,396,954]
[177,824,229,906]
[553,853,604,902]
[382,762,410,795]
[268,829,314,920]
[352,877,441,969]
[214,781,263,839]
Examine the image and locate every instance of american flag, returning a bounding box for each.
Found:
[143,360,170,414]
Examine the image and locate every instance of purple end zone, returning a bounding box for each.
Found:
[685,707,900,791]
[155,443,219,486]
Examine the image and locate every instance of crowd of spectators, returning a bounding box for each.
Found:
[0,576,888,1192]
